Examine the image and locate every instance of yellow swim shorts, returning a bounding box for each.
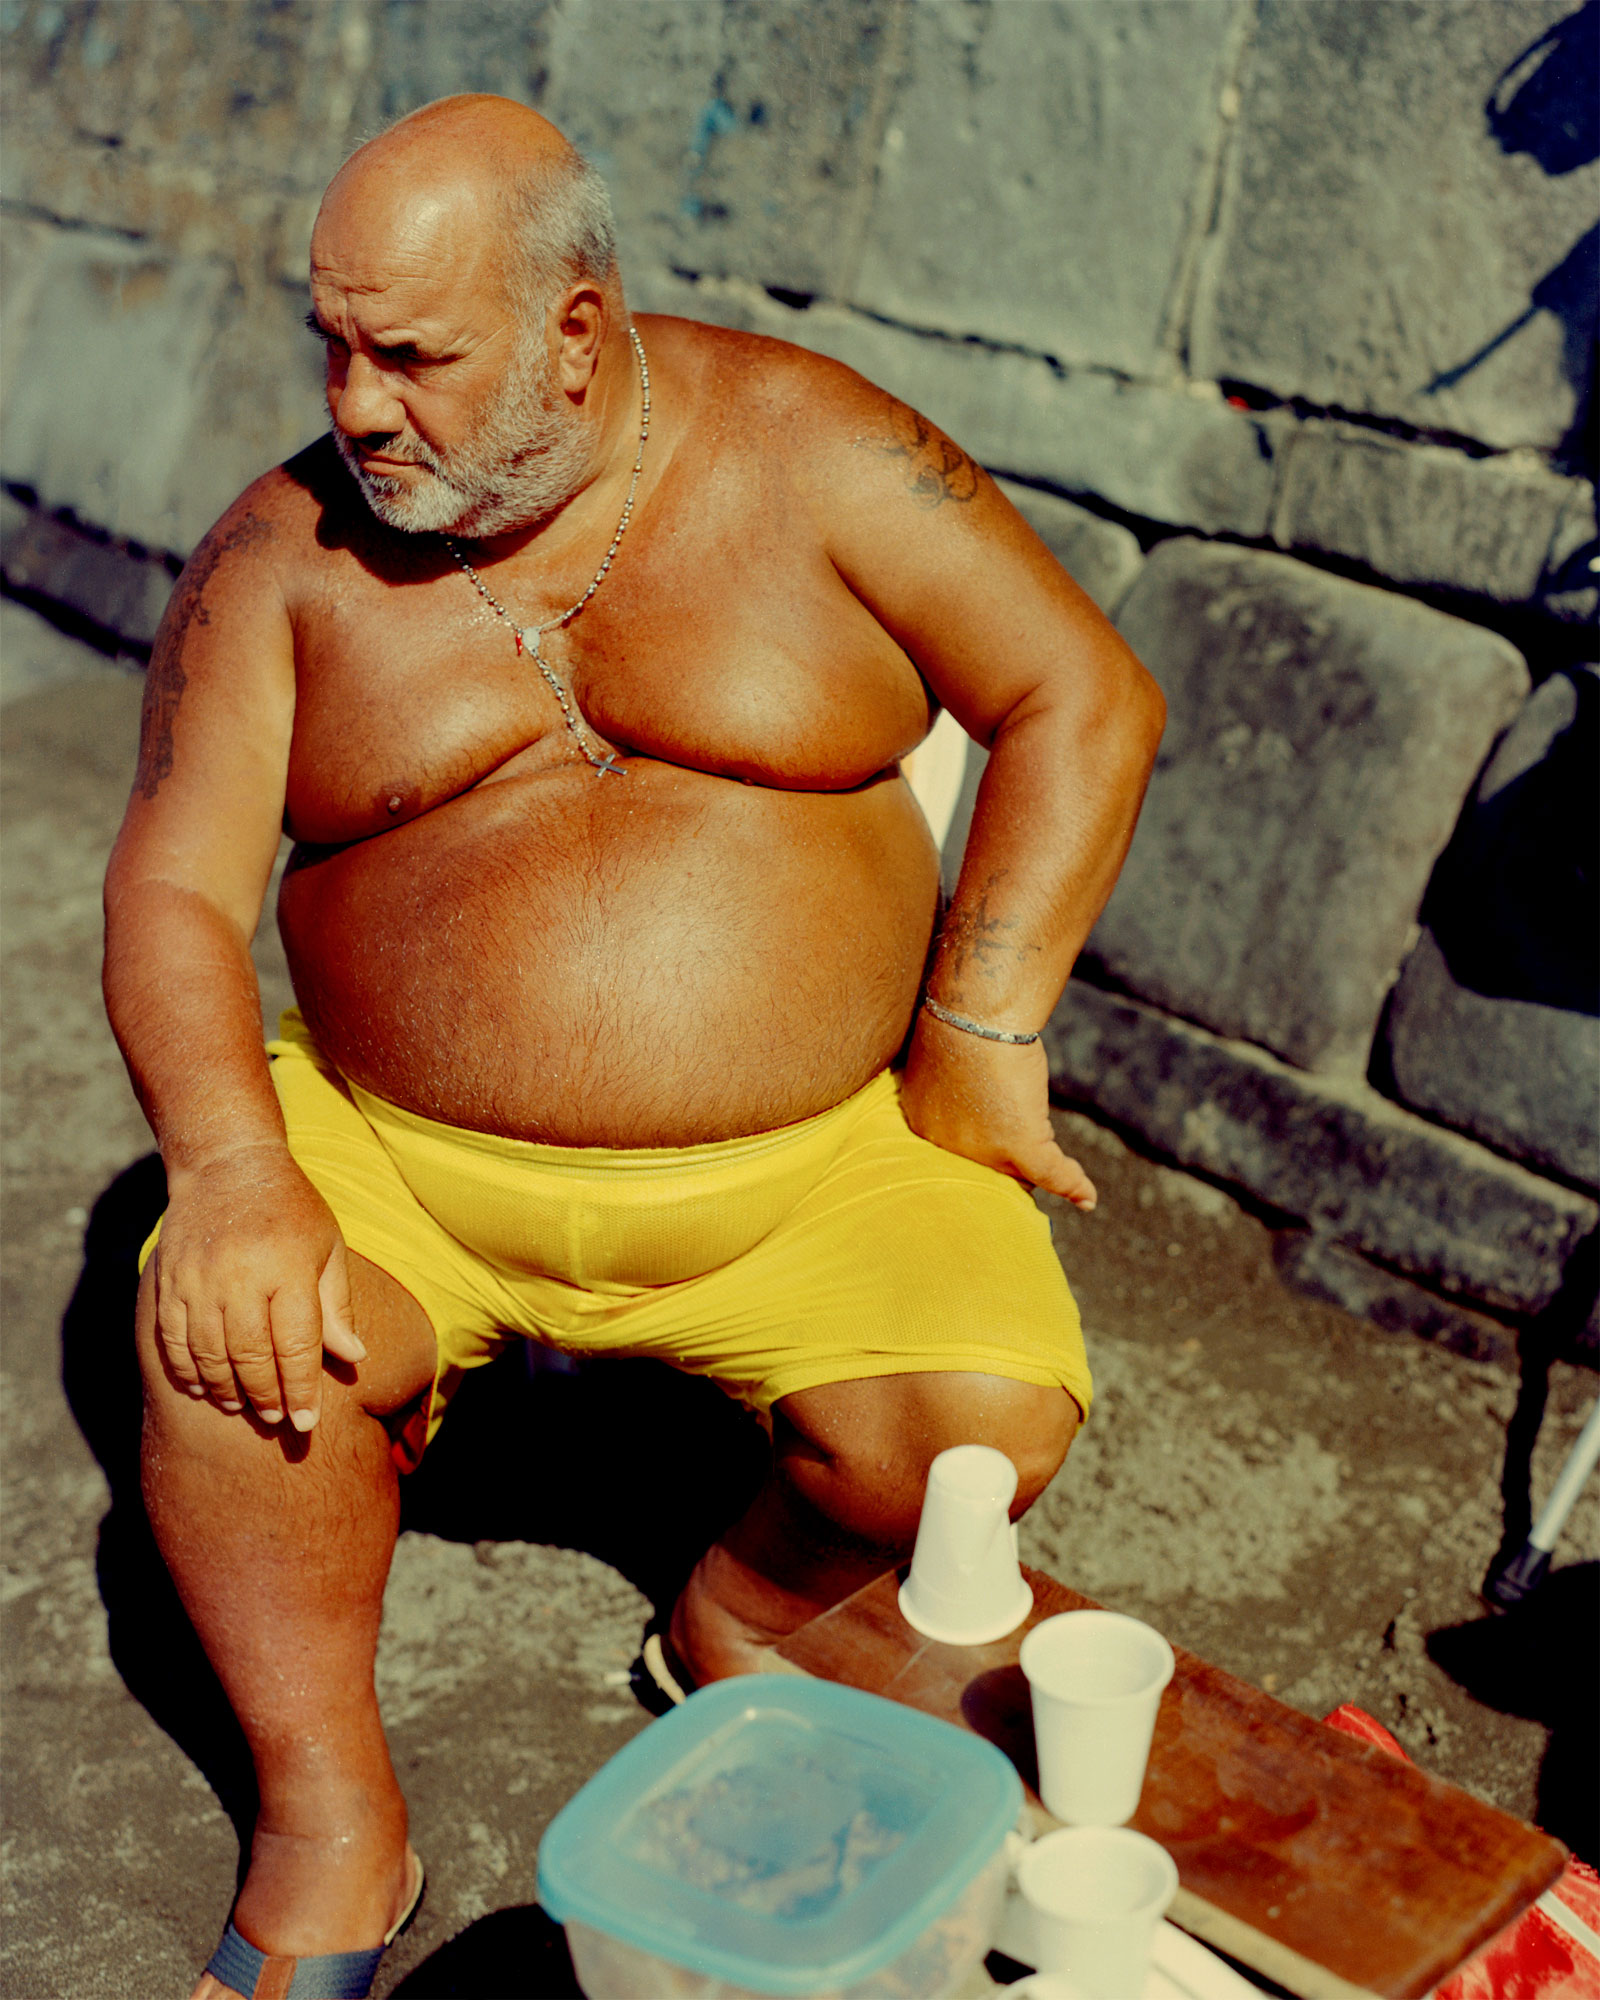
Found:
[143,1010,1090,1468]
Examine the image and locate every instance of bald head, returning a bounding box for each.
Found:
[320,94,621,321]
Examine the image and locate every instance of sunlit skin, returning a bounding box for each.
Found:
[102,95,1165,1984]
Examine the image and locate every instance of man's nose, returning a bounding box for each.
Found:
[330,352,405,442]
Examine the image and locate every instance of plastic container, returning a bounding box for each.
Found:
[538,1674,1023,1999]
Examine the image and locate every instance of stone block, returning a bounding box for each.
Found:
[1,1,373,272]
[1539,480,1599,625]
[994,479,1143,614]
[851,0,1240,374]
[1272,423,1584,604]
[0,503,172,648]
[545,0,902,299]
[1191,0,1600,452]
[1387,930,1600,1191]
[1092,540,1530,1072]
[632,271,1280,536]
[0,226,327,556]
[1,234,228,552]
[1044,980,1596,1317]
[1384,667,1600,1189]
[1272,1231,1520,1368]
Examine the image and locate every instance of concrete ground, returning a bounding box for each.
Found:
[2,597,1595,1999]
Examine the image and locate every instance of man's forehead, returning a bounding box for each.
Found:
[311,179,503,312]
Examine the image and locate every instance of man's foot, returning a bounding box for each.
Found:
[189,1820,416,1998]
[668,1541,834,1685]
[191,1844,422,2000]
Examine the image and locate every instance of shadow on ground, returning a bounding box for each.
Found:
[58,1150,770,1972]
[390,1905,583,1998]
[1427,1561,1600,1867]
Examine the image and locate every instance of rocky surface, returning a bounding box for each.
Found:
[850,0,1242,374]
[1384,666,1600,1191]
[1270,424,1588,605]
[1045,980,1597,1318]
[1093,541,1531,1075]
[3,608,1595,1997]
[1191,0,1600,453]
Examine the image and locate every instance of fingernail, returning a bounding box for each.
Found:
[185,1384,207,1398]
[350,1340,368,1361]
[290,1408,318,1432]
[218,1399,243,1413]
[259,1408,282,1426]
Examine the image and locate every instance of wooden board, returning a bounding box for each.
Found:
[774,1567,1567,2000]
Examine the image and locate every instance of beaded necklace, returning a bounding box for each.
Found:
[444,324,650,777]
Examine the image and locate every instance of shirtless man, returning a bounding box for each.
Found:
[103,95,1163,1999]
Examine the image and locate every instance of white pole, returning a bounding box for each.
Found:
[1529,1399,1600,1554]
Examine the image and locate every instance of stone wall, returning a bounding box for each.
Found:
[3,0,1596,1356]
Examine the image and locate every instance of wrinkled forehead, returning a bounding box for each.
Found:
[311,167,509,316]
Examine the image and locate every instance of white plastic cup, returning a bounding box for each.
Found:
[897,1444,1034,1645]
[1018,1611,1175,1826]
[1017,1826,1178,1999]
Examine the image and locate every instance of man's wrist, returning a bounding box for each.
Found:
[921,996,1041,1045]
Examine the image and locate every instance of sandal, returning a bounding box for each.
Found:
[194,1846,424,2000]
[636,1628,693,1712]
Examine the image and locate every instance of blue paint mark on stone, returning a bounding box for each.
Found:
[83,17,116,66]
[690,97,738,161]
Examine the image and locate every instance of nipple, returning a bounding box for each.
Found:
[387,796,402,813]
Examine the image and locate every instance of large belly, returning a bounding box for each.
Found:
[277,759,941,1144]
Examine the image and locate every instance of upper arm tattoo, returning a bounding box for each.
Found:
[137,511,275,801]
[860,395,984,509]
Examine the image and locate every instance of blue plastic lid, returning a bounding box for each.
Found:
[538,1675,1022,1996]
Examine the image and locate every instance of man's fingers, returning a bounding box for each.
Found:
[185,1302,244,1410]
[269,1284,326,1434]
[317,1239,367,1367]
[1022,1143,1098,1212]
[222,1298,285,1425]
[153,1285,205,1396]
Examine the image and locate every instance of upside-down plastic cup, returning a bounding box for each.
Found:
[1018,1826,1178,1998]
[897,1444,1034,1645]
[1019,1611,1175,1826]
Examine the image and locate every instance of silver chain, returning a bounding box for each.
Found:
[445,325,651,777]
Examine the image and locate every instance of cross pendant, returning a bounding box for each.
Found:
[593,751,627,777]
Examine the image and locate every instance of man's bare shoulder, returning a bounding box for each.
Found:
[636,313,985,514]
[179,438,366,596]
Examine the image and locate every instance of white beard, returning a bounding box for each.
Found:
[334,336,594,537]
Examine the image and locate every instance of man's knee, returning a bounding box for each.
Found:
[135,1253,435,1440]
[774,1371,1079,1545]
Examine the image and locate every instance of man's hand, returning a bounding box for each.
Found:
[152,1145,366,1431]
[900,1011,1098,1210]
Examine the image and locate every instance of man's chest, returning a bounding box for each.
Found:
[284,504,930,844]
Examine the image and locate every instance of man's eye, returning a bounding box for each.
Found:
[374,344,425,366]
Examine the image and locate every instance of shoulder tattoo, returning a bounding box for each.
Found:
[137,511,275,801]
[861,396,984,509]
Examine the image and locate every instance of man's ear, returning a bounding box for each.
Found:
[552,284,607,397]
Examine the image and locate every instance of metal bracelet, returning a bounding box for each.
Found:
[922,997,1040,1045]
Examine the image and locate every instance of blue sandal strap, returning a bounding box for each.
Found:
[206,1921,385,1999]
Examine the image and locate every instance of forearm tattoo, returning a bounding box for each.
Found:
[137,512,274,800]
[863,396,984,509]
[937,872,1039,985]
